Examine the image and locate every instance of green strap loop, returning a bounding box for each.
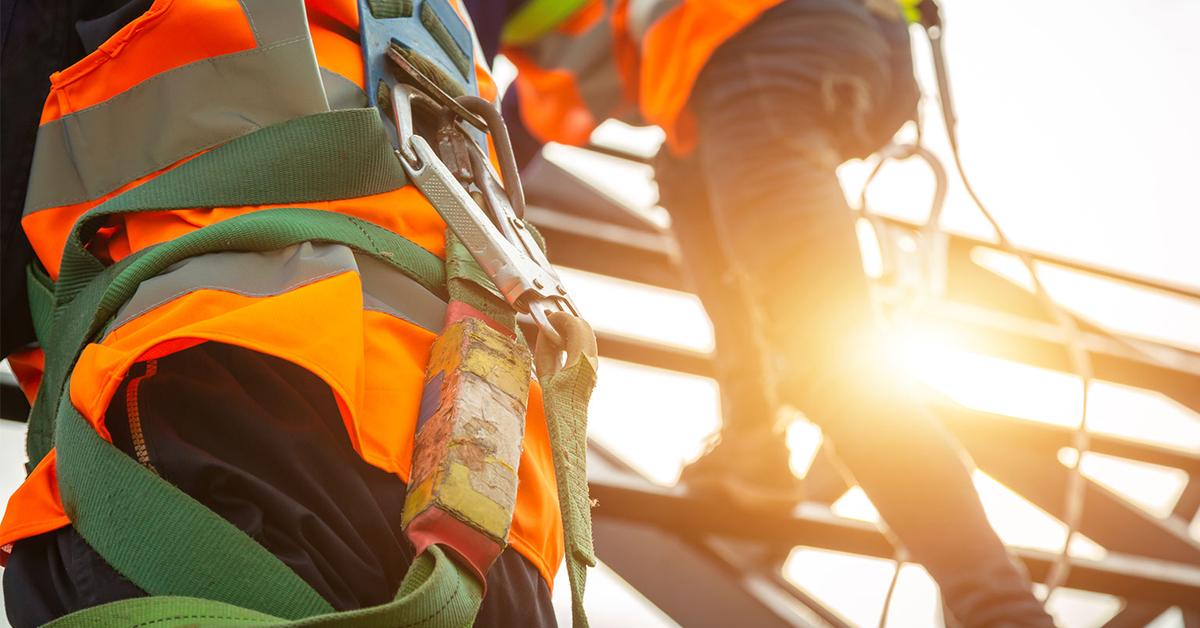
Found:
[46,546,481,627]
[56,401,335,620]
[26,262,54,348]
[43,208,446,618]
[444,232,517,331]
[539,356,599,628]
[500,0,591,47]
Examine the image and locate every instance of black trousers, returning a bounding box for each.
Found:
[4,343,556,627]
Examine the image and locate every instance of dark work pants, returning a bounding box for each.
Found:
[4,343,556,627]
[659,1,1055,625]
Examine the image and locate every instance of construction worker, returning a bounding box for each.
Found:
[0,2,598,626]
[487,0,1057,625]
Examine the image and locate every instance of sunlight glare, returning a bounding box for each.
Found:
[855,218,886,279]
[900,327,1085,427]
[558,268,714,353]
[831,486,880,524]
[1035,586,1122,628]
[785,416,824,479]
[897,326,1200,452]
[1147,607,1189,628]
[782,549,941,628]
[972,471,1107,560]
[586,358,721,486]
[972,247,1200,352]
[553,559,678,628]
[1057,448,1188,519]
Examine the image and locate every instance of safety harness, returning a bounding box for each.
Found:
[28,2,597,626]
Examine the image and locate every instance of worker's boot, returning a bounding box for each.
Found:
[678,426,805,513]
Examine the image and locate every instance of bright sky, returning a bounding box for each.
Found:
[2,1,1198,627]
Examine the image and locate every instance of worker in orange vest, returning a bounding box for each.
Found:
[1,2,598,626]
[488,0,1056,624]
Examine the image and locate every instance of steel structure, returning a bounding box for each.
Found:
[2,148,1199,626]
[520,148,1200,627]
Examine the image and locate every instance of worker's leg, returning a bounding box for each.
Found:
[675,1,1055,625]
[657,152,800,496]
[3,343,554,627]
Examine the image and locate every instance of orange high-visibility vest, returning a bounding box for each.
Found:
[504,0,784,153]
[0,0,563,589]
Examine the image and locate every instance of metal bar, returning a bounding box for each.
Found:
[583,142,655,165]
[703,538,851,628]
[588,444,1200,607]
[593,518,812,628]
[874,215,1200,301]
[529,206,683,291]
[594,329,713,377]
[958,426,1200,565]
[530,205,680,287]
[1173,477,1200,521]
[800,450,852,505]
[1102,603,1172,628]
[523,158,664,233]
[936,402,1200,476]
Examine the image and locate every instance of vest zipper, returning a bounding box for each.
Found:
[125,360,159,473]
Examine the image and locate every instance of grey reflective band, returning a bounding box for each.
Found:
[627,0,681,42]
[24,0,327,215]
[356,253,448,331]
[320,68,369,110]
[107,244,447,335]
[517,9,626,123]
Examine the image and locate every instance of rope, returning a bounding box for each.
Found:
[922,15,1093,601]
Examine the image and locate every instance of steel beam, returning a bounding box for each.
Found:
[1102,603,1172,628]
[588,443,1200,609]
[593,518,818,628]
[957,426,1200,566]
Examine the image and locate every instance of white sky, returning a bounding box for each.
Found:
[3,1,1199,626]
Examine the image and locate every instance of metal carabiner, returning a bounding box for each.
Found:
[390,82,578,348]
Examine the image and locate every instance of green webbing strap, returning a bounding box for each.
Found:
[500,0,591,46]
[539,356,598,628]
[444,232,516,330]
[26,262,54,347]
[27,108,409,465]
[47,546,481,627]
[56,400,334,620]
[45,208,447,619]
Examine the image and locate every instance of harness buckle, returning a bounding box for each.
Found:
[388,63,580,355]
